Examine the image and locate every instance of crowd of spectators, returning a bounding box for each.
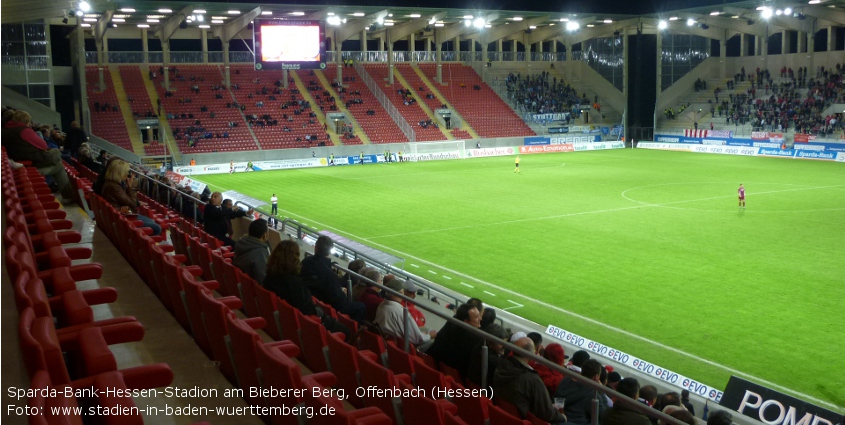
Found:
[505,71,590,117]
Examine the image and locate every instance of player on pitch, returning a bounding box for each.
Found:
[738,184,745,208]
[514,155,521,173]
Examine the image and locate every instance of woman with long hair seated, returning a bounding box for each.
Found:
[264,240,351,340]
[100,159,162,236]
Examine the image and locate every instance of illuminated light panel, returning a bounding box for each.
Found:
[603,19,612,23]
[137,24,149,28]
[289,11,305,16]
[352,12,365,17]
[83,18,97,22]
[710,11,721,15]
[119,8,135,12]
[158,8,172,13]
[261,11,272,15]
[211,20,224,24]
[193,9,206,14]
[409,14,421,18]
[512,16,523,21]
[669,16,679,20]
[112,18,125,22]
[199,24,210,28]
[228,10,240,15]
[434,23,444,27]
[147,19,160,23]
[81,23,91,27]
[587,24,595,27]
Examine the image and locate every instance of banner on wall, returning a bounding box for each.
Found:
[519,144,575,154]
[550,135,601,144]
[793,133,817,143]
[719,376,844,425]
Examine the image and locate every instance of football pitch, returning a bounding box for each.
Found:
[199,148,845,411]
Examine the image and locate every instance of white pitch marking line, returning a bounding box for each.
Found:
[410,264,419,268]
[483,291,497,297]
[443,276,452,280]
[199,179,843,411]
[459,282,474,288]
[428,270,437,275]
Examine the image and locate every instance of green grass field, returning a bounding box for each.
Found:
[199,149,845,411]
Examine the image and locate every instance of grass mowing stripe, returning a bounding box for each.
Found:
[198,149,845,410]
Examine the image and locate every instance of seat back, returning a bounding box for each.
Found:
[255,342,307,425]
[298,314,331,372]
[275,299,303,351]
[448,382,491,425]
[386,341,416,383]
[179,270,214,356]
[358,328,388,366]
[210,250,238,297]
[413,357,454,398]
[225,313,264,406]
[254,284,282,341]
[488,404,531,425]
[326,331,364,407]
[399,380,457,425]
[357,350,407,424]
[238,271,261,318]
[197,289,237,385]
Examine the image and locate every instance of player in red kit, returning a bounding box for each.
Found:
[738,184,746,208]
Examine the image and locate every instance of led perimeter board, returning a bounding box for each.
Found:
[253,19,326,70]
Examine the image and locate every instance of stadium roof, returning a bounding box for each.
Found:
[3,0,845,39]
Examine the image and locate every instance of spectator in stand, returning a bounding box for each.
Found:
[400,279,426,329]
[493,337,567,424]
[529,343,569,396]
[467,324,509,387]
[233,219,271,284]
[203,192,249,247]
[263,240,351,341]
[300,235,365,322]
[1,110,75,201]
[63,121,87,158]
[568,350,591,373]
[425,303,483,378]
[340,258,366,289]
[375,277,436,351]
[639,385,659,408]
[606,371,622,391]
[553,359,607,425]
[706,410,733,425]
[527,332,545,356]
[355,267,384,322]
[680,390,695,416]
[100,159,161,236]
[77,145,102,174]
[602,378,651,425]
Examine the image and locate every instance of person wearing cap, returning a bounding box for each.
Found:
[399,279,427,329]
[529,343,569,396]
[375,277,437,351]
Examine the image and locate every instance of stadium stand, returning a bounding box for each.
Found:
[395,64,475,140]
[85,67,133,151]
[419,63,536,138]
[327,64,410,144]
[154,65,259,153]
[364,64,451,141]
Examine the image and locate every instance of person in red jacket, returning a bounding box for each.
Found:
[530,343,569,396]
[1,110,73,200]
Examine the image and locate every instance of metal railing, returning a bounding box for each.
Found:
[353,62,416,143]
[329,264,690,425]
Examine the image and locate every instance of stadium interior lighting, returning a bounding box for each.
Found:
[353,12,365,17]
[75,10,83,16]
[512,16,523,21]
[464,15,473,19]
[81,23,91,27]
[658,20,668,29]
[376,16,384,25]
[198,24,210,28]
[228,10,240,15]
[261,11,272,15]
[669,16,679,20]
[686,18,695,26]
[83,17,96,22]
[137,23,149,27]
[565,21,580,31]
[428,17,437,24]
[327,15,341,25]
[473,17,485,28]
[464,19,471,26]
[784,7,793,14]
[761,7,773,18]
[196,15,203,21]
[710,11,721,15]
[807,0,820,3]
[193,9,206,14]
[434,23,444,27]
[289,11,305,16]
[119,8,135,12]
[586,24,595,27]
[409,13,421,18]
[158,9,172,13]
[78,1,91,12]
[529,25,537,29]
[384,22,394,26]
[147,18,159,23]
[775,9,783,15]
[603,19,613,23]
[211,20,223,24]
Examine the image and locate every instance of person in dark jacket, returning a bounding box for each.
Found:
[425,303,483,378]
[554,359,607,424]
[492,337,567,424]
[63,121,87,158]
[300,235,365,321]
[466,323,509,387]
[264,240,351,340]
[1,110,74,200]
[233,219,271,284]
[601,378,651,425]
[203,192,252,247]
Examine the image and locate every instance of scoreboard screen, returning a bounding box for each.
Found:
[253,19,326,70]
